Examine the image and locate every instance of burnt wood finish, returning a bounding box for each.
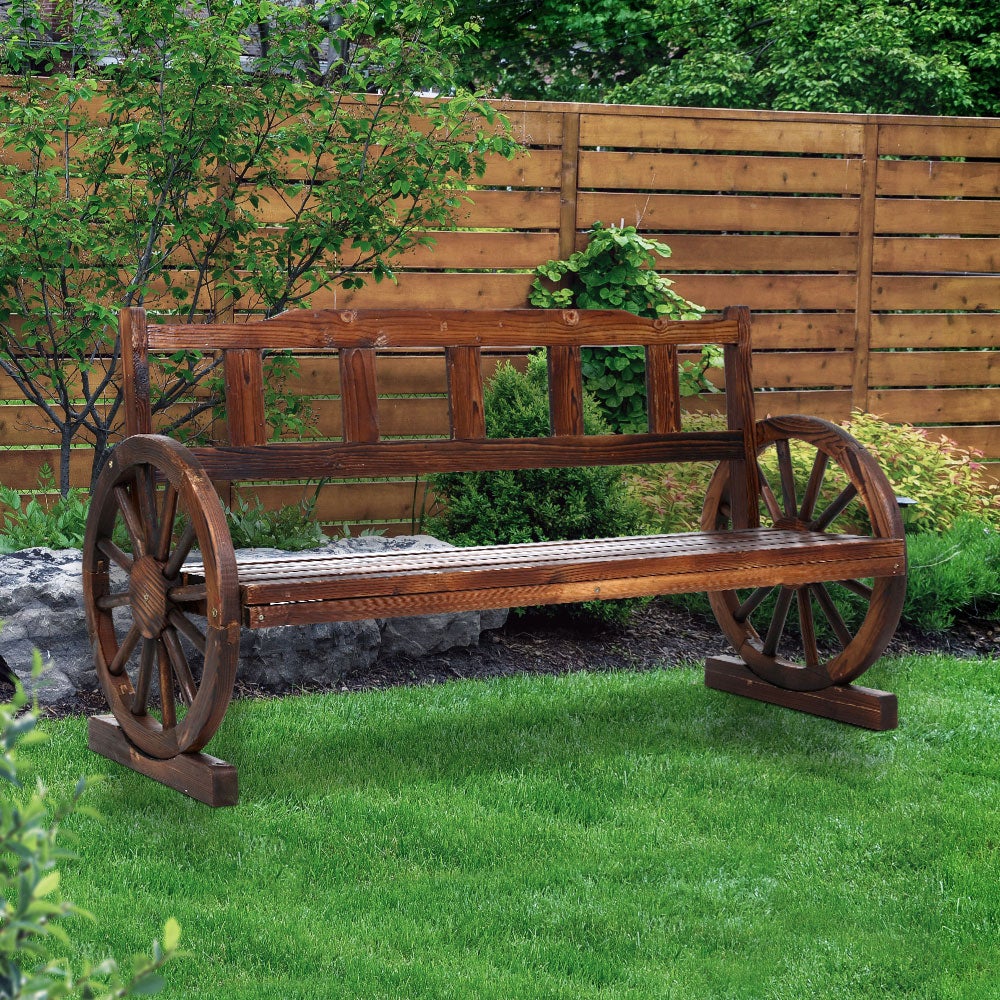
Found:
[83,304,907,805]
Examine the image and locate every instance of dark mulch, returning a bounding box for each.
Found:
[36,598,999,721]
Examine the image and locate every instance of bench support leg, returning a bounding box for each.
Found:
[88,716,239,807]
[704,656,897,731]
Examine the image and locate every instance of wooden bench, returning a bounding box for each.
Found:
[82,305,907,805]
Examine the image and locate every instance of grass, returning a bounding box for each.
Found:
[26,654,1000,999]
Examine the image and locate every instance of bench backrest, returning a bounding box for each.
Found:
[119,305,760,527]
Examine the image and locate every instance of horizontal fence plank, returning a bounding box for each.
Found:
[390,231,561,269]
[936,424,1000,460]
[878,123,1000,158]
[236,480,430,525]
[872,276,1000,311]
[871,313,1000,349]
[0,449,93,490]
[873,237,1000,274]
[322,273,536,309]
[578,151,863,194]
[868,350,1000,387]
[668,274,856,311]
[868,387,1000,424]
[875,199,1000,236]
[477,149,563,187]
[637,234,858,272]
[578,192,860,233]
[876,159,1000,199]
[687,389,854,422]
[580,114,865,155]
[750,314,857,351]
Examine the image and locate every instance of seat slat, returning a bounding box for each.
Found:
[184,531,905,618]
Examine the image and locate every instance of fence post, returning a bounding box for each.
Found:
[558,112,581,260]
[852,122,879,414]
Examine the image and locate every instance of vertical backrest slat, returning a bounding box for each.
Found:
[547,346,585,436]
[223,349,268,446]
[446,346,487,440]
[120,307,152,436]
[722,305,760,529]
[645,344,681,434]
[339,347,380,443]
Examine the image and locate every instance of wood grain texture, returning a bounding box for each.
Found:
[120,307,152,436]
[646,345,681,433]
[148,310,742,352]
[705,657,898,731]
[547,346,584,436]
[339,347,380,444]
[88,715,238,806]
[446,346,486,440]
[223,349,267,446]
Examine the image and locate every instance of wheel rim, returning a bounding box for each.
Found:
[83,436,239,758]
[702,416,906,691]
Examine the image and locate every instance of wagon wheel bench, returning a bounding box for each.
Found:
[82,305,907,806]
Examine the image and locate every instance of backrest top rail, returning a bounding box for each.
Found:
[141,308,743,352]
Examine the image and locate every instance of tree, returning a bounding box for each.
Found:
[611,0,1000,116]
[448,1,660,102]
[0,0,514,494]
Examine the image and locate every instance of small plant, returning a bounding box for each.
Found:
[1,655,179,998]
[903,518,1000,631]
[226,485,327,551]
[529,222,717,432]
[843,412,1000,533]
[428,354,648,623]
[628,413,729,534]
[0,467,90,553]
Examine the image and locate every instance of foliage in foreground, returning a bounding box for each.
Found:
[1,665,179,998]
[428,353,647,622]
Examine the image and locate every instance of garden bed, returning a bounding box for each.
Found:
[35,597,1000,721]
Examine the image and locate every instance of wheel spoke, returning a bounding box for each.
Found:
[97,537,134,574]
[756,463,783,524]
[156,484,179,562]
[133,638,155,715]
[776,439,797,518]
[762,586,794,657]
[135,466,160,554]
[811,583,854,651]
[164,521,197,579]
[114,485,147,558]
[834,578,873,601]
[810,483,859,533]
[168,608,206,654]
[158,643,176,729]
[162,627,198,706]
[799,451,829,522]
[108,622,142,676]
[796,587,819,669]
[167,583,208,604]
[96,591,132,611]
[734,585,775,623]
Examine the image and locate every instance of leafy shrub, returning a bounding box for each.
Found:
[1,659,178,998]
[0,467,90,553]
[843,412,1000,533]
[529,222,716,432]
[226,487,327,552]
[904,519,1000,632]
[428,354,648,622]
[628,413,729,533]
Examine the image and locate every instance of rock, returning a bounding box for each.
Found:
[0,538,508,704]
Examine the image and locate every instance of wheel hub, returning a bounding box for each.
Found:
[130,555,172,639]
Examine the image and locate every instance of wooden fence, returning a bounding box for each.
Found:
[2,99,998,530]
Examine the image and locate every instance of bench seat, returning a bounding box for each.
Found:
[186,530,906,629]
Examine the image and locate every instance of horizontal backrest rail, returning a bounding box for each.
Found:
[147,309,742,351]
[188,432,746,481]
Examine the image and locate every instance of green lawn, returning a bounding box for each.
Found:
[29,654,1000,999]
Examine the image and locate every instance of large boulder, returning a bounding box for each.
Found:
[0,536,507,704]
